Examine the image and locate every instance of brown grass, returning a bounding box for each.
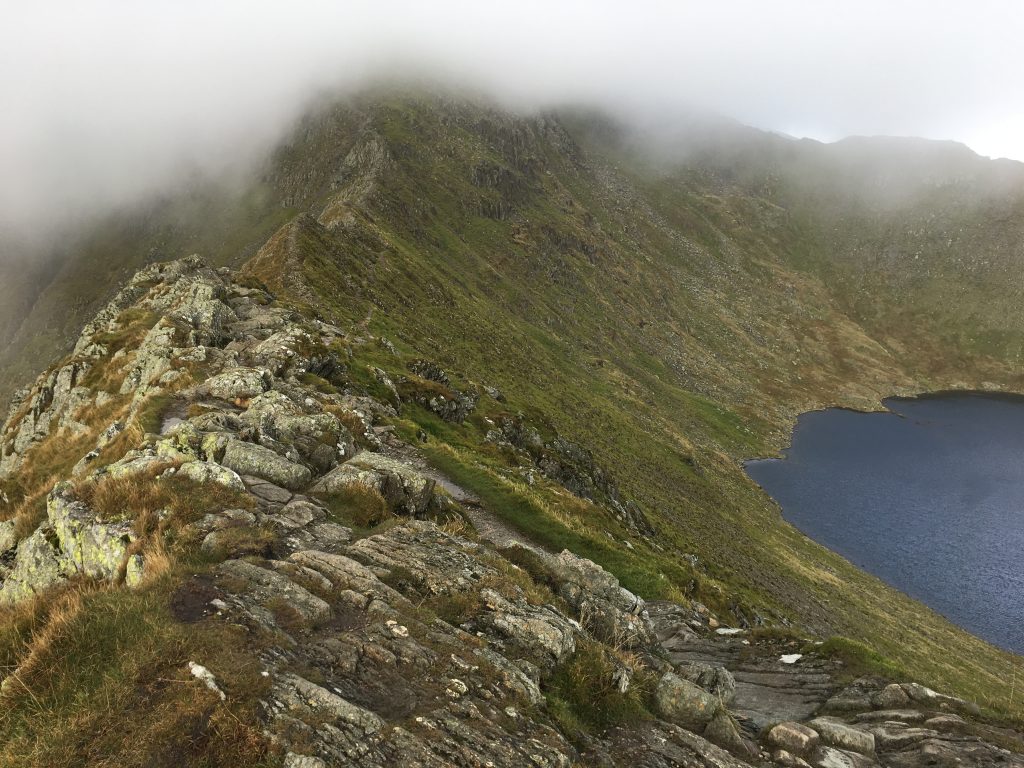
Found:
[74,470,253,529]
[0,572,275,767]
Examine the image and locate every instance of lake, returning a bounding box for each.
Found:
[745,391,1024,653]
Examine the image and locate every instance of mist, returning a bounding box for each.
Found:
[3,0,1023,251]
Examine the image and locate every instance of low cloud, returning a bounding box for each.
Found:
[2,0,1022,250]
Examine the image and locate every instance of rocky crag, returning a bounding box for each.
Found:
[0,257,1019,767]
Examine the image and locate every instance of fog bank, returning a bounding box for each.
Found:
[2,1,1022,249]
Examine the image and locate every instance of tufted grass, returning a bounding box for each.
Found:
[315,482,392,531]
[0,574,276,767]
[544,638,655,739]
[73,470,254,527]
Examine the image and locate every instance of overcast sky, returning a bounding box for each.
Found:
[2,0,1023,247]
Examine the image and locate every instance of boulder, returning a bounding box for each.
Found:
[652,671,720,730]
[807,718,875,755]
[201,367,271,401]
[313,452,434,515]
[871,683,910,709]
[48,484,136,581]
[676,661,737,706]
[0,527,66,603]
[177,460,246,491]
[221,439,312,491]
[901,682,981,716]
[767,722,820,756]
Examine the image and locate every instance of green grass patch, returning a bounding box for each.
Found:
[812,636,909,682]
[544,639,653,738]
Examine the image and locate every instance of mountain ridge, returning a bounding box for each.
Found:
[1,90,1023,765]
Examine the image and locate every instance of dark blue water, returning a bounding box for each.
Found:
[745,392,1024,653]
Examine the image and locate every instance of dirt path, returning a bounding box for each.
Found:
[379,433,548,553]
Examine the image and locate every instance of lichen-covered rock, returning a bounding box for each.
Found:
[313,452,434,515]
[201,367,271,401]
[653,671,721,730]
[98,448,168,479]
[0,527,66,603]
[48,483,136,581]
[176,460,246,491]
[0,520,16,556]
[221,438,312,491]
[239,391,353,467]
[119,321,177,396]
[537,547,656,649]
[0,360,93,478]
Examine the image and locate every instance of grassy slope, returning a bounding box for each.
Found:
[242,94,1024,717]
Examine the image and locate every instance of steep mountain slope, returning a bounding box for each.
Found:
[2,90,1024,757]
[0,257,1020,768]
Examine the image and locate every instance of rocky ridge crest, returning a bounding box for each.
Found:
[0,257,1019,767]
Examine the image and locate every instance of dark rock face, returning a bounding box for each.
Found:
[396,360,479,424]
[486,414,656,536]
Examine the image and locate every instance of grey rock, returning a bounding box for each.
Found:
[677,661,737,706]
[871,682,910,709]
[476,587,577,667]
[807,717,875,755]
[0,527,66,604]
[537,548,657,649]
[275,673,385,734]
[201,367,271,401]
[48,483,136,581]
[653,671,720,730]
[313,452,434,515]
[177,460,246,491]
[0,520,17,556]
[809,745,878,768]
[221,439,312,491]
[218,558,331,626]
[703,710,751,756]
[767,722,820,756]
